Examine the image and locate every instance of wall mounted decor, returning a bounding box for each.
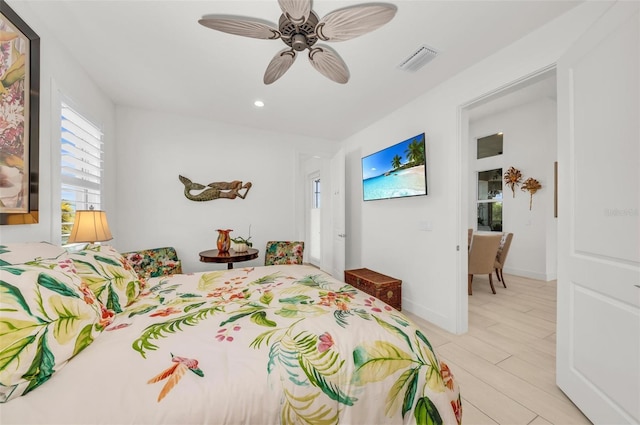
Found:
[179,175,252,201]
[362,132,427,201]
[503,166,522,198]
[521,177,542,210]
[0,1,40,225]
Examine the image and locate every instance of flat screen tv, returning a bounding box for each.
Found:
[362,133,427,201]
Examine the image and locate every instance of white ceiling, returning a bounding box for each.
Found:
[13,0,580,140]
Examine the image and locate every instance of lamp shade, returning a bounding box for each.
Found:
[67,210,113,243]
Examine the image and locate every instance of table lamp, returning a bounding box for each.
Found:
[67,209,113,244]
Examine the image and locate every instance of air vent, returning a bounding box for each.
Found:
[397,44,439,72]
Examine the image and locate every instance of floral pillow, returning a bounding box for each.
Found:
[122,247,182,279]
[0,255,104,403]
[68,244,143,314]
[264,241,305,265]
[0,242,67,266]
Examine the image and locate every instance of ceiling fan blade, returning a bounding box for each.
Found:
[278,0,311,25]
[264,49,297,84]
[316,4,397,42]
[308,45,349,84]
[198,16,280,40]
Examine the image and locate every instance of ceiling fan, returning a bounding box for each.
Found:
[198,0,397,84]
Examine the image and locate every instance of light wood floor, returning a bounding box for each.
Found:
[404,273,592,425]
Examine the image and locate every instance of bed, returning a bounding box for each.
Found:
[0,243,461,424]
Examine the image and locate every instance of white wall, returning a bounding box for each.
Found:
[0,1,115,245]
[343,2,610,333]
[469,98,558,281]
[2,0,611,336]
[114,106,338,273]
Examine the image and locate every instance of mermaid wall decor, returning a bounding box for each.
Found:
[178,175,252,201]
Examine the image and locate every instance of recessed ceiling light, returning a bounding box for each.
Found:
[254,100,265,108]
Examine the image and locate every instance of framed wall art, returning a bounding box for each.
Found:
[0,0,39,225]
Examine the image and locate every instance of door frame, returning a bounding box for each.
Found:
[456,65,558,333]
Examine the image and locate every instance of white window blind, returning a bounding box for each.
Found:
[61,102,104,244]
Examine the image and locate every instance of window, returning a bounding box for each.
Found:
[477,132,503,159]
[60,102,103,244]
[312,177,321,208]
[477,168,502,231]
[309,175,321,264]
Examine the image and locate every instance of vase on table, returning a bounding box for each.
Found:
[216,229,232,253]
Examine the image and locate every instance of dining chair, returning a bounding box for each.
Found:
[264,241,305,265]
[468,233,502,295]
[494,232,514,288]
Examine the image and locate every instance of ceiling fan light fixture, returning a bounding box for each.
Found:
[200,1,396,84]
[291,34,308,51]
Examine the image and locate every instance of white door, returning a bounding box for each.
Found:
[330,149,346,280]
[556,2,639,424]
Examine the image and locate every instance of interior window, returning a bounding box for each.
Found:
[477,132,503,159]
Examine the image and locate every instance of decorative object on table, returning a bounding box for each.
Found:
[216,229,232,253]
[198,1,396,84]
[521,177,542,210]
[231,225,252,252]
[231,238,251,252]
[0,1,40,225]
[179,175,252,201]
[67,209,113,244]
[503,166,522,198]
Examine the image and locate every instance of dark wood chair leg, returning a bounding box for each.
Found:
[468,274,473,295]
[499,269,507,288]
[488,274,496,294]
[496,268,501,282]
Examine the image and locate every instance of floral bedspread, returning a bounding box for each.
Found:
[1,265,461,424]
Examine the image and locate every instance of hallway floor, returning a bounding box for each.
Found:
[405,274,592,425]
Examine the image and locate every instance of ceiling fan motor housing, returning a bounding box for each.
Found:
[279,11,319,51]
[291,34,308,51]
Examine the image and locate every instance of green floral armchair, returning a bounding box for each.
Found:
[264,241,305,265]
[122,246,182,279]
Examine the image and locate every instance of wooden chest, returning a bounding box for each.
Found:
[344,268,402,311]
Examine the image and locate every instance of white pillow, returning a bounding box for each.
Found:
[0,242,66,266]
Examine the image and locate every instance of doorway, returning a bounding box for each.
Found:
[464,68,558,284]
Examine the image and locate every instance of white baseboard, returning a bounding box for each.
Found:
[503,267,556,282]
[402,299,458,334]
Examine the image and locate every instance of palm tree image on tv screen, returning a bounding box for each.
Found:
[362,133,427,201]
